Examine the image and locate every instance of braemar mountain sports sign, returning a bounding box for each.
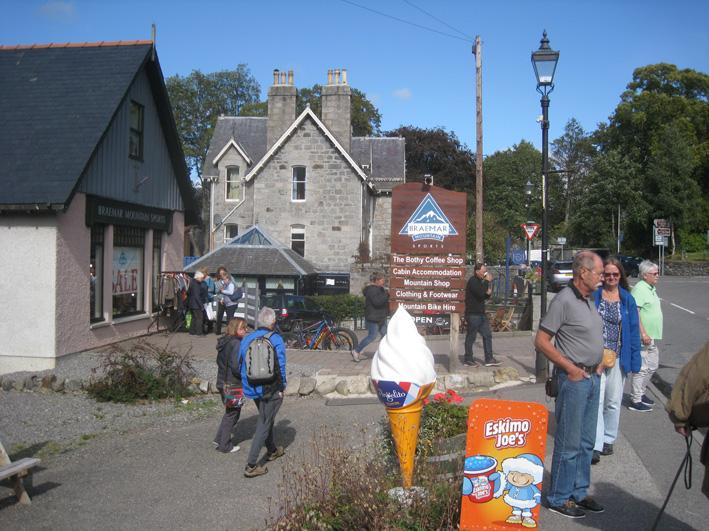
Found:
[391,183,466,255]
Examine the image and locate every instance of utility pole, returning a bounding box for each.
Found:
[473,35,484,264]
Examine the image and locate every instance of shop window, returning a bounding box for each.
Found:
[226,166,240,201]
[113,226,145,318]
[291,225,305,257]
[152,231,162,312]
[90,224,105,322]
[129,101,144,160]
[292,166,306,201]
[265,278,295,290]
[224,224,239,242]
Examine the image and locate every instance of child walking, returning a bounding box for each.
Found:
[214,318,248,453]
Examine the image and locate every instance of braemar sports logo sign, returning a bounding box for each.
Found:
[399,193,459,242]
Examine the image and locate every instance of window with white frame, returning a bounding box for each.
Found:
[292,166,306,201]
[224,224,239,242]
[226,166,240,201]
[291,225,305,257]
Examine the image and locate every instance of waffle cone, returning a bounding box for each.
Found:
[387,403,424,488]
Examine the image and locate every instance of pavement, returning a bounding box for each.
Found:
[2,324,707,529]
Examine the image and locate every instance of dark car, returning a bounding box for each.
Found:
[547,260,573,292]
[618,255,642,277]
[259,293,325,331]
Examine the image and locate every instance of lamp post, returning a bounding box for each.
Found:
[532,30,559,379]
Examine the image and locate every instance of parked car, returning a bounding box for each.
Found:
[547,259,573,292]
[618,255,642,277]
[260,293,325,331]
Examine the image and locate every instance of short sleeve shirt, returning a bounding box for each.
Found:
[540,283,604,366]
[631,280,663,340]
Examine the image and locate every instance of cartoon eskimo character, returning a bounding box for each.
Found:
[490,453,544,528]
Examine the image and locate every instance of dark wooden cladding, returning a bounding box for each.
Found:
[391,182,467,255]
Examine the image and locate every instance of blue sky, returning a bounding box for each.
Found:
[3,0,708,155]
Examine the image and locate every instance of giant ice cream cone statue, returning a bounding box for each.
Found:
[371,307,437,488]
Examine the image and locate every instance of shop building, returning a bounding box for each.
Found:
[0,41,197,374]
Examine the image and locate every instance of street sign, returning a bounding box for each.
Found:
[521,223,540,241]
[557,236,566,245]
[654,218,671,237]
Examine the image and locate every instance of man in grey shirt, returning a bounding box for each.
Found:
[535,251,604,519]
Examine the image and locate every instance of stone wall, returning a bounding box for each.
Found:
[664,261,709,276]
[371,194,392,261]
[212,147,252,248]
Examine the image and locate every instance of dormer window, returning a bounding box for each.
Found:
[129,101,144,160]
[226,166,240,201]
[292,166,306,201]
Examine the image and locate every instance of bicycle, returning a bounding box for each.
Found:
[281,316,358,351]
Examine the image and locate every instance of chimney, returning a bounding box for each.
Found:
[321,67,352,152]
[267,68,296,149]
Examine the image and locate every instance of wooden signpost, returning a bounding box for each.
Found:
[390,182,468,369]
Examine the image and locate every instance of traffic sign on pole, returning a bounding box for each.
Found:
[521,223,541,241]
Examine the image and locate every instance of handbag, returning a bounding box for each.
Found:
[545,365,559,398]
[222,341,244,409]
[602,348,617,369]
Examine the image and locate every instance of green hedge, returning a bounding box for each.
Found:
[309,294,365,325]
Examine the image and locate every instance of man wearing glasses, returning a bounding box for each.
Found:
[629,261,663,412]
[534,250,605,519]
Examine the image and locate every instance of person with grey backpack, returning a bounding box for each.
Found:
[239,306,287,478]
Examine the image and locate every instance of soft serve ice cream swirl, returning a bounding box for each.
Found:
[371,306,436,408]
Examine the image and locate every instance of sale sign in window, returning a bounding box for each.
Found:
[460,399,548,530]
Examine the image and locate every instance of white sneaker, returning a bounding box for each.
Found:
[351,351,361,363]
[229,445,241,453]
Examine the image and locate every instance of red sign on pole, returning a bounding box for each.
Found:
[521,223,540,241]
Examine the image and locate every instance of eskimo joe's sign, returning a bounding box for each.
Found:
[391,183,466,255]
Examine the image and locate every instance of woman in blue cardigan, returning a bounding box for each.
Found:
[592,257,642,464]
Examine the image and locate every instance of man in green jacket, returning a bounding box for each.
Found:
[629,260,663,412]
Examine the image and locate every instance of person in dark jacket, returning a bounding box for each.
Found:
[214,317,248,453]
[464,264,499,367]
[187,271,207,335]
[240,307,287,478]
[352,271,389,362]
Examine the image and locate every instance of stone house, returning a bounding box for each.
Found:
[202,68,405,276]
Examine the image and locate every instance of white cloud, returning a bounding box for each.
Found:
[393,88,412,101]
[38,1,75,21]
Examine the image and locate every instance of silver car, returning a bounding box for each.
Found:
[548,260,573,292]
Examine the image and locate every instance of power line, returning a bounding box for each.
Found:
[337,0,473,43]
[403,0,472,41]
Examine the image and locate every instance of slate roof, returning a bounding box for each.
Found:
[184,225,318,276]
[203,117,267,178]
[0,42,197,220]
[351,137,406,192]
[203,115,406,192]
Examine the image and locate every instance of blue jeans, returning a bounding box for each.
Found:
[547,370,600,507]
[464,314,493,362]
[594,362,626,451]
[357,320,387,353]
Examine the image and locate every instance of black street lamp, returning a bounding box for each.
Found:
[532,30,559,379]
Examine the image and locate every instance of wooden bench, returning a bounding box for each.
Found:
[0,440,40,506]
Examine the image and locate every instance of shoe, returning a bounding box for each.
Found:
[575,497,604,513]
[521,516,537,528]
[266,446,285,461]
[463,359,480,367]
[601,443,614,456]
[212,441,219,448]
[244,464,268,478]
[229,445,240,453]
[628,401,653,412]
[548,500,585,519]
[505,515,522,524]
[591,450,600,465]
[641,394,655,406]
[351,351,361,363]
[484,357,501,367]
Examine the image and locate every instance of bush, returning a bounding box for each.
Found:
[87,341,196,403]
[268,428,461,530]
[419,391,468,457]
[678,229,707,253]
[310,294,365,325]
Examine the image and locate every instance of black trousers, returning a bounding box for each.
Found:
[215,303,237,335]
[189,308,204,335]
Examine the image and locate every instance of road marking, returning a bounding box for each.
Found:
[669,302,695,314]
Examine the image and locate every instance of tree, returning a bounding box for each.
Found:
[552,119,596,225]
[384,126,475,192]
[166,65,261,181]
[295,84,381,136]
[594,64,709,254]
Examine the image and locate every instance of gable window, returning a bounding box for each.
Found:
[129,101,144,160]
[291,224,305,257]
[226,166,240,201]
[224,224,239,242]
[292,166,306,201]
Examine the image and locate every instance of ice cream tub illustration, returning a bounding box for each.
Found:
[462,455,498,503]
